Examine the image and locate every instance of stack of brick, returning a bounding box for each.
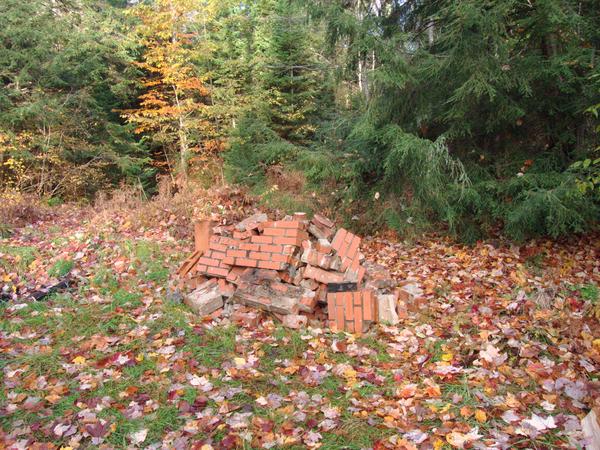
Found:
[177,212,399,334]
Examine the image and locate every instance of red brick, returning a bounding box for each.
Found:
[223,256,235,265]
[346,236,361,259]
[233,230,254,240]
[283,245,297,255]
[327,293,336,320]
[209,242,228,252]
[284,229,309,239]
[257,260,285,270]
[196,264,208,273]
[198,257,219,266]
[263,227,287,237]
[260,244,284,253]
[226,267,246,282]
[236,258,258,267]
[345,293,354,321]
[263,220,304,229]
[363,290,374,321]
[251,235,273,244]
[303,265,344,284]
[240,243,261,251]
[249,251,271,261]
[207,266,230,277]
[271,253,291,263]
[212,251,227,260]
[227,249,247,258]
[331,228,347,250]
[273,236,303,246]
[354,291,362,306]
[354,307,363,334]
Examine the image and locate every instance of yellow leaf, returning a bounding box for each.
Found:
[433,439,445,450]
[592,339,600,350]
[441,352,453,362]
[475,409,487,423]
[234,357,246,367]
[135,353,144,362]
[72,356,86,365]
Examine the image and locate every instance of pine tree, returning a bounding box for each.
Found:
[260,0,326,143]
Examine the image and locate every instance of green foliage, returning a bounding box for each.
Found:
[303,0,600,240]
[224,114,299,185]
[48,259,74,278]
[0,0,150,199]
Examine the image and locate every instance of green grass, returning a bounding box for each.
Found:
[0,244,38,273]
[48,258,74,277]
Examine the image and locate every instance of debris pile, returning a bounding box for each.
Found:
[177,212,400,333]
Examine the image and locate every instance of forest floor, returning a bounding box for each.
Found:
[1,198,599,449]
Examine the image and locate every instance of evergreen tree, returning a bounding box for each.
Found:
[0,0,147,199]
[260,0,327,143]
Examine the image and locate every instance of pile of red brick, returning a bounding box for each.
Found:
[177,212,398,334]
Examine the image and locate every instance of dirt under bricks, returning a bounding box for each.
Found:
[177,212,405,334]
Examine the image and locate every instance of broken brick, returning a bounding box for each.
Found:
[282,314,308,329]
[303,265,344,284]
[184,280,223,316]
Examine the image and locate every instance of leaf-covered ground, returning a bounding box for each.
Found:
[1,205,599,449]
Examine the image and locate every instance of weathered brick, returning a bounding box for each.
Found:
[223,256,235,265]
[233,230,254,240]
[207,266,230,277]
[232,309,261,328]
[315,239,332,254]
[184,280,223,316]
[331,228,347,250]
[217,279,236,298]
[282,314,307,329]
[235,212,268,232]
[303,265,344,284]
[312,213,335,230]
